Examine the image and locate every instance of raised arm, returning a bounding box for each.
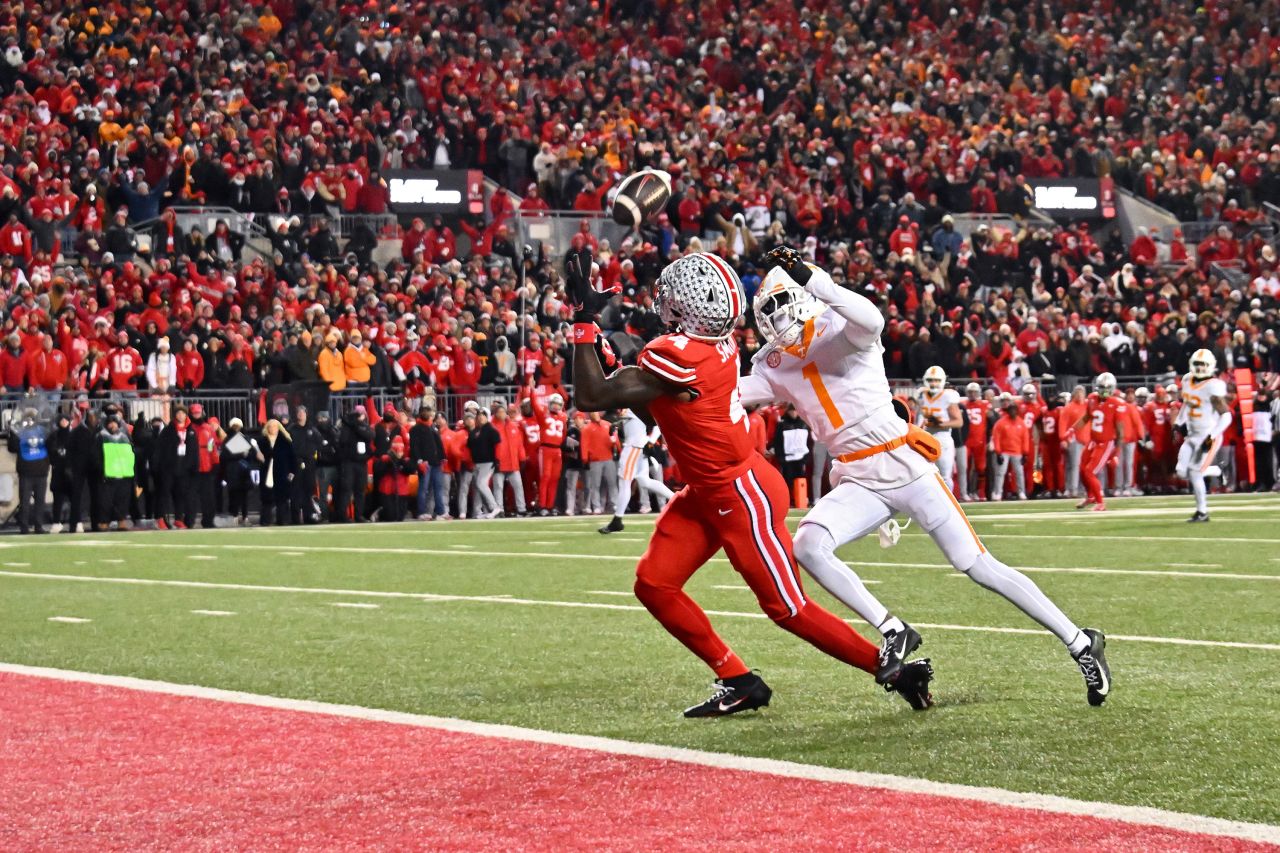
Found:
[761,246,883,349]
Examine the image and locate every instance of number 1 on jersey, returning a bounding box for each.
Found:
[801,362,845,429]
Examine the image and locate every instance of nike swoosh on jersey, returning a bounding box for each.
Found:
[718,508,733,516]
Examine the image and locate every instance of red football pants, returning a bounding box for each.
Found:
[522,456,540,506]
[633,456,878,679]
[538,446,562,511]
[1040,442,1063,492]
[1080,440,1114,505]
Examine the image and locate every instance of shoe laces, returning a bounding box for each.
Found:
[878,630,901,666]
[1076,653,1103,688]
[707,681,736,702]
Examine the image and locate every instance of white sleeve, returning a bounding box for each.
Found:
[1210,409,1232,440]
[805,267,884,349]
[738,371,778,407]
[647,425,662,444]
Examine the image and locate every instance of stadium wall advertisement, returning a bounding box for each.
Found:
[1029,177,1116,221]
[385,169,485,215]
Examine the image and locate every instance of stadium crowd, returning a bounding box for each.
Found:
[2,0,1280,531]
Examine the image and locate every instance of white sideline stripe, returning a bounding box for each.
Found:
[1165,563,1223,569]
[47,616,90,624]
[278,551,305,556]
[586,590,634,597]
[842,561,1280,583]
[981,533,1280,544]
[188,555,218,561]
[330,602,379,610]
[0,663,1275,845]
[191,610,235,616]
[3,561,30,566]
[3,571,1278,652]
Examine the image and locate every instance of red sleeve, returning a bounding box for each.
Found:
[637,336,699,386]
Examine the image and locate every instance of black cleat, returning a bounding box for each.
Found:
[683,672,772,718]
[598,516,624,534]
[1186,511,1209,523]
[886,659,933,710]
[876,623,922,685]
[1073,628,1111,706]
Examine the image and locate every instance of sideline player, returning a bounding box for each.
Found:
[569,251,932,715]
[599,408,674,533]
[917,366,963,491]
[957,383,990,501]
[1174,350,1232,522]
[742,248,1111,706]
[1018,383,1045,495]
[522,387,567,515]
[1072,373,1126,512]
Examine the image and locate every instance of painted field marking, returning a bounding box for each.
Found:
[188,555,218,561]
[3,562,30,567]
[330,602,379,610]
[586,590,634,597]
[528,541,561,546]
[278,551,306,556]
[191,610,236,617]
[3,570,1277,653]
[1,663,1275,845]
[102,559,125,563]
[73,561,86,566]
[981,533,1280,544]
[47,616,90,624]
[1166,563,1223,569]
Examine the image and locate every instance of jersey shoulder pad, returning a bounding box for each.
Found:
[1207,378,1228,398]
[638,334,702,385]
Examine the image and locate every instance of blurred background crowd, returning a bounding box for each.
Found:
[1,0,1279,529]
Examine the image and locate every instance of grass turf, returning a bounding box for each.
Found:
[2,492,1279,825]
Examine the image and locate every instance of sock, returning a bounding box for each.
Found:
[634,578,748,679]
[1190,471,1208,513]
[878,616,906,637]
[1067,630,1090,657]
[793,523,891,629]
[776,602,878,674]
[964,552,1082,648]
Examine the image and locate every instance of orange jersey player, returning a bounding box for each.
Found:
[1072,373,1126,511]
[569,251,920,717]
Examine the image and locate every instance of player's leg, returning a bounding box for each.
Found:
[992,453,1008,500]
[1078,442,1107,508]
[934,434,955,492]
[614,447,639,518]
[955,444,970,500]
[509,470,526,514]
[633,489,750,681]
[892,472,1107,700]
[719,463,880,677]
[1010,455,1026,499]
[638,455,675,505]
[973,441,988,500]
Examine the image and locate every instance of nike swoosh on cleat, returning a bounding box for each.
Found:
[716,696,749,712]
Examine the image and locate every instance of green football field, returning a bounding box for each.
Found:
[3,493,1279,826]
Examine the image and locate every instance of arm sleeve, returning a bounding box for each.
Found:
[1209,409,1232,441]
[805,267,884,349]
[737,372,776,407]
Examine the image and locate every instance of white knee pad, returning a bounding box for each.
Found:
[793,521,835,569]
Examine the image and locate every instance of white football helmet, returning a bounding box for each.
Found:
[1134,387,1151,402]
[1021,382,1039,400]
[1094,372,1117,397]
[753,265,823,347]
[547,393,564,409]
[965,381,981,399]
[1189,348,1217,380]
[923,365,946,392]
[655,252,745,341]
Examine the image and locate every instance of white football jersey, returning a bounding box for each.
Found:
[1180,375,1227,437]
[917,389,960,434]
[740,269,933,490]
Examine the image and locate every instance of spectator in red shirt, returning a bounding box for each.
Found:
[1,334,27,391]
[26,334,69,395]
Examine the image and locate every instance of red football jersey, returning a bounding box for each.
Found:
[637,333,754,484]
[1018,398,1045,435]
[963,398,990,446]
[1039,407,1060,443]
[528,394,567,447]
[1086,393,1126,443]
[1144,400,1173,448]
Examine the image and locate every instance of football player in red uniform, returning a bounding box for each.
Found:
[1017,383,1045,496]
[522,385,568,515]
[1072,373,1127,511]
[1143,385,1175,492]
[957,382,990,501]
[570,251,929,716]
[1038,394,1065,496]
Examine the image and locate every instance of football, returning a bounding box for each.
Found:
[610,168,672,228]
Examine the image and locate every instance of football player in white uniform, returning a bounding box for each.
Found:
[916,366,963,491]
[1174,349,1232,522]
[740,247,1111,706]
[599,409,674,534]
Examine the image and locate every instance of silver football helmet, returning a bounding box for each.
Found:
[655,252,745,341]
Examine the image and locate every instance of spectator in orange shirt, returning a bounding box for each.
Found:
[492,405,528,516]
[991,396,1031,501]
[581,411,615,514]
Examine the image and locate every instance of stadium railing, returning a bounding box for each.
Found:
[514,211,632,258]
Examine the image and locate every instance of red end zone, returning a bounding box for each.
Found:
[0,671,1271,851]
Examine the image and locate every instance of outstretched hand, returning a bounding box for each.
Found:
[760,245,812,286]
[565,246,605,323]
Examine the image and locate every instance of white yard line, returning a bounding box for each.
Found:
[330,602,379,610]
[1165,563,1223,569]
[190,610,236,616]
[2,570,1277,652]
[0,662,1275,845]
[188,555,218,561]
[586,590,634,597]
[47,616,90,624]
